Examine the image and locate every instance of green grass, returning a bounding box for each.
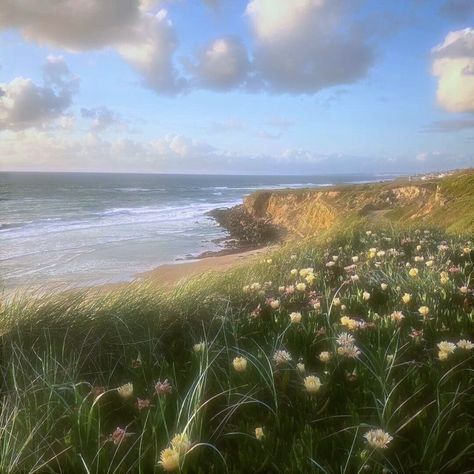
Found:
[1,224,473,472]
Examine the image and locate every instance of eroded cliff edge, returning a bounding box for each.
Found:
[213,170,474,245]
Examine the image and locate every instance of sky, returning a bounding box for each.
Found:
[0,0,473,174]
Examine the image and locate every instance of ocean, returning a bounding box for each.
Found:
[0,172,398,290]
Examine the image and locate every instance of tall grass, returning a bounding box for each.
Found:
[0,225,473,472]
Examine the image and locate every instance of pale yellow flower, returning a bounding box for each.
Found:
[409,268,419,277]
[333,297,341,307]
[160,448,180,472]
[381,283,388,291]
[296,282,307,292]
[290,268,298,276]
[425,260,434,267]
[402,293,412,304]
[296,362,305,373]
[459,286,469,294]
[437,341,456,354]
[193,342,206,353]
[269,299,280,309]
[117,383,133,399]
[352,256,359,263]
[255,427,264,440]
[364,429,393,449]
[438,350,449,361]
[362,291,371,301]
[351,274,360,282]
[289,312,302,324]
[340,316,359,331]
[303,375,322,394]
[319,351,331,363]
[390,311,405,323]
[232,356,248,372]
[418,306,430,318]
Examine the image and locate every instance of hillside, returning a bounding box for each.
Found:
[242,169,474,236]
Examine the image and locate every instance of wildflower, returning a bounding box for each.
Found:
[273,350,292,365]
[418,306,430,318]
[333,297,341,307]
[251,305,262,318]
[390,311,405,323]
[366,230,372,235]
[457,339,474,350]
[155,379,172,396]
[351,274,360,282]
[362,291,371,301]
[340,316,359,331]
[463,247,471,254]
[409,328,424,343]
[193,342,206,353]
[296,362,305,373]
[325,261,336,268]
[319,351,331,363]
[266,259,272,264]
[278,285,285,294]
[402,293,412,304]
[137,398,151,410]
[159,448,180,472]
[299,268,313,277]
[117,383,133,399]
[352,256,359,263]
[409,268,419,277]
[337,344,361,358]
[110,426,130,445]
[304,375,322,394]
[459,286,469,294]
[286,285,295,294]
[269,299,280,309]
[336,332,355,346]
[426,260,434,267]
[438,350,449,361]
[255,427,264,440]
[290,269,298,276]
[171,433,191,456]
[440,271,449,285]
[341,304,347,311]
[289,312,302,324]
[381,283,388,291]
[296,282,307,292]
[386,354,394,364]
[364,429,393,449]
[437,341,456,354]
[232,356,248,372]
[243,285,250,293]
[377,250,385,257]
[311,299,321,311]
[332,255,339,261]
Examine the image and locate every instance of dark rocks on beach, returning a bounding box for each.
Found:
[208,205,282,247]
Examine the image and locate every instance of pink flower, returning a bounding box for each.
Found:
[110,427,130,445]
[137,398,151,410]
[155,379,172,396]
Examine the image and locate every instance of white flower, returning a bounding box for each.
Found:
[255,427,264,440]
[351,274,360,282]
[319,351,331,363]
[232,356,248,372]
[381,283,388,291]
[364,429,393,449]
[269,299,280,309]
[362,291,371,301]
[457,339,474,350]
[336,332,355,346]
[390,311,405,323]
[273,350,292,365]
[117,383,133,399]
[425,260,434,267]
[303,375,322,394]
[333,297,341,307]
[289,312,302,324]
[337,344,361,358]
[296,362,305,373]
[332,255,339,261]
[326,261,336,268]
[352,256,359,263]
[459,286,469,294]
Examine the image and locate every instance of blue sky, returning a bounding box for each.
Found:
[0,0,473,174]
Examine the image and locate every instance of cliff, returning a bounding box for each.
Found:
[241,169,474,237]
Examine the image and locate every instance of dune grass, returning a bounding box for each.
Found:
[0,224,473,473]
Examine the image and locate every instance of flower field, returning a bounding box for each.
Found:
[1,226,473,473]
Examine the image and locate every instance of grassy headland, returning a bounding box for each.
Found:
[0,170,473,473]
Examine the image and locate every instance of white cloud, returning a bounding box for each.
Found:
[190,37,249,90]
[245,0,375,93]
[0,56,78,130]
[432,28,474,113]
[81,106,122,132]
[0,1,184,94]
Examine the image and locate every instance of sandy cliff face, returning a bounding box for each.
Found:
[242,171,474,236]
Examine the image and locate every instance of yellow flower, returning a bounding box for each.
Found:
[296,282,307,292]
[303,375,322,394]
[160,448,180,472]
[364,429,393,449]
[255,427,264,440]
[418,306,430,318]
[171,433,190,456]
[438,350,449,361]
[232,356,248,372]
[117,383,133,399]
[289,312,302,324]
[402,293,412,304]
[409,268,419,277]
[425,260,434,267]
[437,341,456,354]
[340,316,359,331]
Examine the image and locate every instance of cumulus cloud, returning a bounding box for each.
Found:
[245,0,375,93]
[0,56,78,130]
[0,1,184,94]
[189,37,250,90]
[432,28,474,113]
